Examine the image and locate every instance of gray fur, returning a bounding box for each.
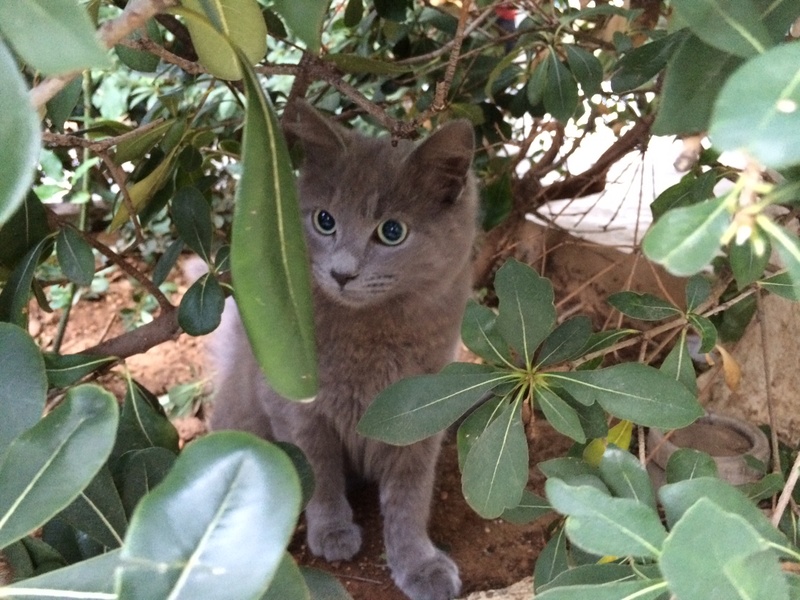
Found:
[209,103,478,600]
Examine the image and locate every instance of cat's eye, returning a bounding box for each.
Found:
[313,209,336,235]
[376,219,408,246]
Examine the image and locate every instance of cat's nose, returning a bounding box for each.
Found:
[331,269,358,288]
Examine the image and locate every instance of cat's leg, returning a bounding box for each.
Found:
[377,435,460,600]
[291,417,362,562]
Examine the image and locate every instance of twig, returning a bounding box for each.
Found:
[120,37,206,75]
[97,152,146,247]
[31,0,180,108]
[431,0,472,112]
[42,118,168,152]
[756,292,782,475]
[772,449,800,527]
[84,305,180,359]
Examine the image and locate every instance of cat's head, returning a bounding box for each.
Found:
[284,102,478,309]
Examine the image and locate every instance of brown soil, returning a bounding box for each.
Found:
[31,257,572,599]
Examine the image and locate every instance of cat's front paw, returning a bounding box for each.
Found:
[307,521,362,562]
[392,549,461,600]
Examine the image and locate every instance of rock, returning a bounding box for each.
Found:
[460,577,534,600]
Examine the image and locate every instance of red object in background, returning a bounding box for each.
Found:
[495,5,517,21]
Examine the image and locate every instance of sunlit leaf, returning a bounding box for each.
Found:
[671,0,772,57]
[231,57,317,400]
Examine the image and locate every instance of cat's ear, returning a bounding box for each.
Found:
[283,101,349,168]
[406,119,475,204]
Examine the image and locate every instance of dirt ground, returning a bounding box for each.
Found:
[29,229,685,598]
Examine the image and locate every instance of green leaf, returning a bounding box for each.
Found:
[114,118,176,165]
[534,527,569,590]
[501,489,552,524]
[115,447,176,518]
[5,548,120,597]
[598,446,657,509]
[262,553,309,600]
[111,378,180,465]
[710,42,800,170]
[0,235,52,327]
[117,432,301,599]
[481,171,513,230]
[322,54,408,75]
[300,567,353,600]
[460,299,511,366]
[535,387,586,443]
[607,291,681,321]
[526,57,550,107]
[0,385,118,551]
[687,313,718,353]
[457,395,505,471]
[653,35,743,135]
[494,259,556,365]
[659,332,697,394]
[55,227,95,287]
[671,0,772,58]
[272,0,330,54]
[172,187,213,262]
[547,363,703,428]
[537,316,592,367]
[730,235,771,290]
[661,498,787,600]
[578,329,637,357]
[358,364,510,445]
[231,57,317,400]
[685,275,711,312]
[46,77,83,133]
[373,0,408,21]
[760,272,800,301]
[536,580,668,600]
[665,448,719,483]
[539,457,598,481]
[541,563,661,590]
[659,476,787,545]
[0,323,46,452]
[564,45,603,95]
[176,0,267,80]
[0,192,52,273]
[152,239,185,287]
[610,29,690,93]
[650,169,718,221]
[0,0,110,75]
[462,400,528,518]
[274,442,315,509]
[0,41,41,229]
[43,352,117,389]
[544,53,579,123]
[738,472,784,503]
[343,0,363,27]
[115,20,162,73]
[758,216,800,296]
[178,272,225,336]
[58,465,127,549]
[642,197,732,276]
[545,478,667,558]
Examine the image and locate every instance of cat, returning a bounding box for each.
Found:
[208,101,478,600]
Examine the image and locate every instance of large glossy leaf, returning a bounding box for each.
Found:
[545,478,667,558]
[0,385,118,551]
[0,0,110,75]
[5,548,120,597]
[43,352,117,389]
[659,477,786,545]
[273,0,330,54]
[653,35,743,135]
[231,57,317,400]
[56,227,95,287]
[0,323,46,452]
[494,259,556,365]
[177,0,267,80]
[0,41,41,229]
[598,447,656,509]
[710,42,800,170]
[462,400,528,518]
[58,465,127,549]
[671,0,772,57]
[546,363,703,428]
[535,387,586,443]
[661,498,787,600]
[642,197,732,276]
[607,291,680,321]
[178,272,225,336]
[111,378,179,465]
[358,363,511,445]
[116,432,301,599]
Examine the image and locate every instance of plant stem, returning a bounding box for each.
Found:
[771,446,800,527]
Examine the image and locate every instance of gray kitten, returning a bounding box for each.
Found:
[209,102,478,600]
